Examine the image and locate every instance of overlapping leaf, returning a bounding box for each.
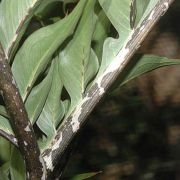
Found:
[25,62,54,124]
[96,0,159,77]
[0,146,25,180]
[9,147,26,180]
[0,0,87,145]
[97,0,132,77]
[0,106,8,118]
[59,0,99,115]
[132,0,150,28]
[0,162,10,180]
[0,138,11,163]
[0,116,14,136]
[36,57,65,150]
[12,0,86,101]
[0,0,41,58]
[36,0,78,16]
[92,10,110,62]
[35,0,66,18]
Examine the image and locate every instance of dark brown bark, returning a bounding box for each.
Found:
[0,44,45,180]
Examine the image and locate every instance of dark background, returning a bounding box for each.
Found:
[62,1,180,180]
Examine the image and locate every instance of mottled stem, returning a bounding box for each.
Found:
[0,44,46,180]
[42,0,175,178]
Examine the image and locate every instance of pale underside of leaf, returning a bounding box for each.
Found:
[97,0,132,77]
[0,0,41,58]
[133,0,150,28]
[95,0,159,81]
[92,9,111,62]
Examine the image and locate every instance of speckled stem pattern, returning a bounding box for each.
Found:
[0,44,46,180]
[42,0,175,178]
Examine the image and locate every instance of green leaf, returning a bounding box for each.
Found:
[25,62,54,124]
[85,49,99,89]
[93,10,110,62]
[35,0,64,18]
[12,0,87,101]
[0,0,41,58]
[0,116,14,136]
[35,0,78,18]
[59,0,98,115]
[36,57,65,150]
[9,147,26,180]
[0,162,10,180]
[118,55,180,87]
[0,105,8,118]
[131,0,150,28]
[140,0,159,23]
[97,0,132,77]
[0,137,11,163]
[0,146,26,180]
[63,100,70,115]
[96,0,158,78]
[71,171,101,180]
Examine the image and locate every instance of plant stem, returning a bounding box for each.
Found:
[43,0,175,177]
[0,129,18,146]
[0,44,46,180]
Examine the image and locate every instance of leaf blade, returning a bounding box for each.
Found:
[59,0,98,115]
[0,0,41,57]
[36,57,65,150]
[12,0,87,101]
[25,62,54,124]
[119,55,180,86]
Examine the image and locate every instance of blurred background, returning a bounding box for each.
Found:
[62,1,180,180]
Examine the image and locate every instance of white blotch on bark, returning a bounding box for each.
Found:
[24,141,28,146]
[71,97,90,133]
[39,155,46,180]
[52,133,62,151]
[148,10,155,20]
[43,154,54,172]
[24,125,31,132]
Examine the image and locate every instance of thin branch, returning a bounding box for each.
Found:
[42,0,175,176]
[0,129,18,146]
[0,44,46,180]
